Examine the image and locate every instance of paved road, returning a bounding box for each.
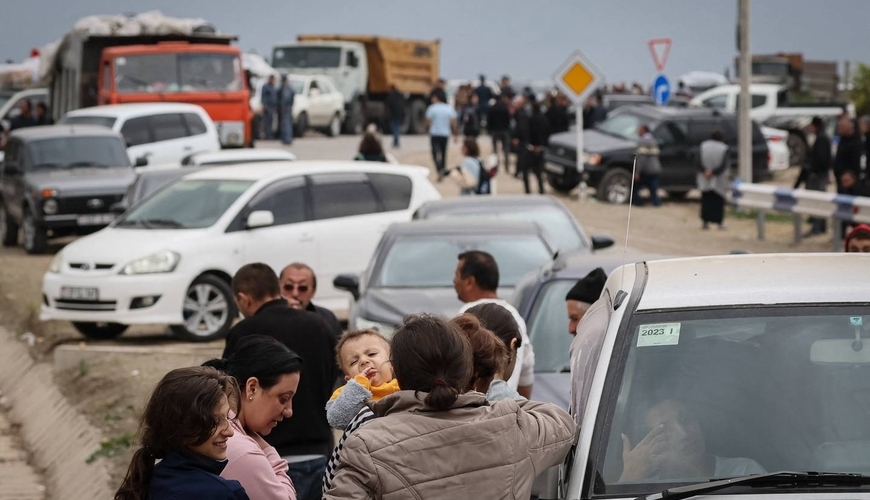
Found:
[0,408,45,500]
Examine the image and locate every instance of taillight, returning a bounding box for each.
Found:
[768,136,781,142]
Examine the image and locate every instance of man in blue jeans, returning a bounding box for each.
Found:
[386,85,406,148]
[425,92,457,180]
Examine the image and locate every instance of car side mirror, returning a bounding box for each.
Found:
[333,273,360,301]
[135,156,148,167]
[246,210,274,229]
[591,235,615,250]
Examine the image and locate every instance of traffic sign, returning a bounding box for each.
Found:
[648,38,672,72]
[653,74,671,106]
[552,50,604,105]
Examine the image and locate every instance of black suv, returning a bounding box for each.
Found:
[545,106,769,203]
[0,125,135,253]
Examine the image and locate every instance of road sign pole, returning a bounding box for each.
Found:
[738,0,752,183]
[576,106,586,200]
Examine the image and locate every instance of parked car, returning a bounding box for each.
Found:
[59,103,220,167]
[412,195,613,254]
[0,87,48,133]
[255,74,345,137]
[40,161,440,341]
[545,106,769,202]
[534,253,870,499]
[333,219,556,337]
[0,125,135,254]
[602,93,689,112]
[181,149,296,166]
[762,126,791,171]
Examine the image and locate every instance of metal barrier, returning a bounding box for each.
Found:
[732,180,870,251]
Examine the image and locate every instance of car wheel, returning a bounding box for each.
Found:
[295,112,308,138]
[170,274,237,342]
[72,322,128,340]
[545,172,581,193]
[0,204,18,247]
[787,133,807,167]
[22,210,47,254]
[327,113,341,137]
[597,168,632,204]
[343,100,364,135]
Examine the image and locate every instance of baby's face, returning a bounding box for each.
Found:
[340,335,393,386]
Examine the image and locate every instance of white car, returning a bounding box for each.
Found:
[762,126,790,171]
[59,103,220,167]
[253,74,345,137]
[40,161,441,342]
[533,253,870,499]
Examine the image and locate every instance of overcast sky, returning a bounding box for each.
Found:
[3,0,868,85]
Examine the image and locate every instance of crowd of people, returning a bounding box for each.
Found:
[114,253,610,499]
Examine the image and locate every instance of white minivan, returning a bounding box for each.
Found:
[60,103,221,166]
[40,161,440,342]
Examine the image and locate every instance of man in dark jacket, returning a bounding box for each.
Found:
[279,262,342,339]
[795,117,832,235]
[261,75,278,139]
[525,101,550,194]
[428,78,447,105]
[834,118,862,194]
[474,75,493,127]
[223,263,338,500]
[9,100,37,130]
[512,95,531,179]
[385,85,406,148]
[545,94,570,135]
[488,94,512,171]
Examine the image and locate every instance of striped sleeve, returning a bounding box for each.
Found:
[322,406,376,493]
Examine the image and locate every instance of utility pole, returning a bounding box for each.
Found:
[738,0,752,183]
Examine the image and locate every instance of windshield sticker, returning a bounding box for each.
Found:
[637,323,681,347]
[851,317,863,326]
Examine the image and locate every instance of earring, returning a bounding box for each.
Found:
[249,395,254,400]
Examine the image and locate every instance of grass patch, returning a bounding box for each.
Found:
[728,208,795,223]
[86,432,135,464]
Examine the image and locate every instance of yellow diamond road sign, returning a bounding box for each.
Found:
[553,50,604,105]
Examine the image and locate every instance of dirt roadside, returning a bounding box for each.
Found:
[0,136,834,490]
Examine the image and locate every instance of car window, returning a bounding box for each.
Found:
[309,173,379,220]
[376,235,552,288]
[28,136,130,170]
[687,120,721,146]
[118,179,252,229]
[247,177,307,226]
[596,112,649,141]
[120,117,152,147]
[702,94,728,109]
[368,173,412,212]
[526,280,575,372]
[151,113,189,142]
[309,80,319,92]
[183,113,208,136]
[60,115,117,129]
[653,121,687,147]
[735,94,769,112]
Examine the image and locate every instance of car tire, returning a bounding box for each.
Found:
[327,113,341,137]
[170,274,237,342]
[0,204,18,247]
[343,100,364,135]
[72,322,128,340]
[597,168,633,204]
[407,99,427,135]
[545,172,581,193]
[295,112,308,138]
[22,210,47,254]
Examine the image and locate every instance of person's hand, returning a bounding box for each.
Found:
[352,374,372,390]
[619,425,667,482]
[704,169,713,179]
[285,296,303,309]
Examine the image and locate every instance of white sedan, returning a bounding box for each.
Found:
[252,74,345,137]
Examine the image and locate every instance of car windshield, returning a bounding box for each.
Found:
[527,280,575,372]
[130,172,189,205]
[595,111,651,141]
[28,137,130,170]
[59,115,117,129]
[118,179,252,230]
[114,53,243,93]
[272,47,341,69]
[426,207,586,251]
[376,234,552,288]
[593,305,870,496]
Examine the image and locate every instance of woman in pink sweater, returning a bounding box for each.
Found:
[204,335,301,500]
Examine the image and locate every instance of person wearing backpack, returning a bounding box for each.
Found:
[449,138,492,196]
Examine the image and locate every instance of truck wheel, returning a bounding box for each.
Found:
[0,205,18,247]
[327,113,341,137]
[343,100,363,135]
[295,112,308,138]
[597,168,633,204]
[170,274,237,342]
[72,322,128,340]
[787,133,807,167]
[22,210,47,254]
[407,100,427,135]
[545,172,581,193]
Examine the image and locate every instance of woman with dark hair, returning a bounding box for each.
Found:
[353,132,388,162]
[450,313,509,394]
[697,128,731,230]
[465,302,523,401]
[449,137,490,195]
[324,314,574,499]
[204,335,302,499]
[115,367,248,500]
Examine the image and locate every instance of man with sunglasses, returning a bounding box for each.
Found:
[280,262,343,339]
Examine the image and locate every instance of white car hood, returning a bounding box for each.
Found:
[59,227,208,266]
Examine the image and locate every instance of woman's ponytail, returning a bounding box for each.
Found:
[424,378,462,410]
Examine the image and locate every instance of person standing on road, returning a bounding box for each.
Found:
[428,78,447,105]
[795,117,832,235]
[279,263,342,340]
[115,366,249,500]
[425,92,457,181]
[487,94,512,171]
[385,85,405,149]
[459,93,481,138]
[323,314,575,500]
[499,75,515,100]
[566,267,607,336]
[512,95,531,179]
[223,263,338,500]
[546,93,570,135]
[474,75,493,128]
[524,101,550,195]
[633,125,662,207]
[697,129,731,229]
[279,76,295,145]
[262,75,278,140]
[454,250,535,399]
[834,118,862,194]
[206,336,301,500]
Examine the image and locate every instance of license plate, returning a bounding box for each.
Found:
[60,287,98,301]
[545,163,564,174]
[77,214,115,226]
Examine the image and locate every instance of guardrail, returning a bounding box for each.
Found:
[732,180,870,251]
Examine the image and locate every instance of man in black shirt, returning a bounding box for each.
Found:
[795,117,832,235]
[223,263,338,500]
[279,262,342,339]
[385,85,406,148]
[834,118,863,194]
[512,95,531,179]
[488,94,512,172]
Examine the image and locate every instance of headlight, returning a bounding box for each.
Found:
[584,153,602,166]
[355,317,396,338]
[120,251,180,275]
[43,198,58,215]
[48,252,63,273]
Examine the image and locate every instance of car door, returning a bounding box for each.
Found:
[234,176,320,282]
[146,113,195,165]
[307,79,328,126]
[653,119,693,190]
[318,77,342,119]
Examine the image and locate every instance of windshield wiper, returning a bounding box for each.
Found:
[640,471,870,500]
[138,218,185,229]
[68,161,109,169]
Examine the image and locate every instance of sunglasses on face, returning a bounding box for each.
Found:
[283,284,310,293]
